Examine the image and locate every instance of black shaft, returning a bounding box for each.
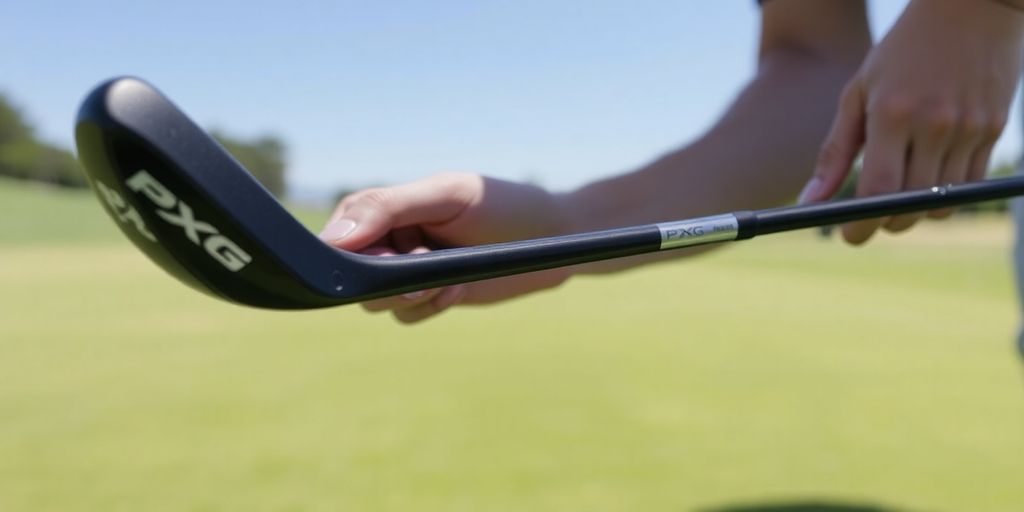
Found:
[737,175,1024,239]
[392,175,1024,293]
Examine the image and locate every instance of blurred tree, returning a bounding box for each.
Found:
[1,92,292,194]
[212,131,288,199]
[0,93,32,145]
[0,93,86,187]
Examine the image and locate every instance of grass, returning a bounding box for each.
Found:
[1,177,1023,511]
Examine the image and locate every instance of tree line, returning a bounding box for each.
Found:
[2,90,1019,212]
[0,92,288,198]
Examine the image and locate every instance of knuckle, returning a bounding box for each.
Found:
[859,181,895,197]
[870,96,913,123]
[360,188,394,208]
[334,193,355,209]
[336,192,363,211]
[920,106,958,137]
[858,172,901,197]
[341,188,380,208]
[958,111,988,138]
[344,188,399,226]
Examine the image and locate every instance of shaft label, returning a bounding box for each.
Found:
[657,214,738,250]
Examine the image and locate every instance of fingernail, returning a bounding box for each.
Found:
[403,290,426,300]
[318,218,356,242]
[798,177,822,205]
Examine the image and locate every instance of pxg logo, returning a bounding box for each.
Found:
[96,170,252,272]
[663,225,705,241]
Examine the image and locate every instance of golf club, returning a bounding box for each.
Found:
[75,77,1024,309]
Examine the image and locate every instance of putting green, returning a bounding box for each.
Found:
[1,178,1022,511]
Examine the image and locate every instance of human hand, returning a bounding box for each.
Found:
[319,172,572,323]
[799,0,1024,243]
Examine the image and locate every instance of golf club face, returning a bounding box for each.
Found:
[75,77,366,309]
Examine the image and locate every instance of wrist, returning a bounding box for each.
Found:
[759,0,871,68]
[557,176,641,235]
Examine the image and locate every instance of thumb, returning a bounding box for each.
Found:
[799,82,866,204]
[318,173,478,251]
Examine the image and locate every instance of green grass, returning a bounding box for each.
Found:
[1,177,1023,511]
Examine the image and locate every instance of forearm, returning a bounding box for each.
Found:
[562,46,864,273]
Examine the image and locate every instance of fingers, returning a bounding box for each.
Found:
[317,175,478,321]
[357,244,446,319]
[842,100,909,244]
[845,101,1004,242]
[928,118,999,219]
[389,226,425,253]
[924,133,975,221]
[319,173,479,251]
[392,285,467,324]
[800,82,866,204]
[357,243,467,323]
[362,285,467,324]
[315,173,484,323]
[361,287,442,313]
[883,109,952,232]
[966,140,996,183]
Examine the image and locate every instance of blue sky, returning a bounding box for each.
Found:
[3,0,1020,195]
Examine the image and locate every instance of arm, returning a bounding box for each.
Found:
[321,0,871,321]
[564,0,870,272]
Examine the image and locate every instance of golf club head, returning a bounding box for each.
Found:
[75,77,657,310]
[75,77,373,309]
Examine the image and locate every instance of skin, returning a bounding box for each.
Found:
[320,0,1024,323]
[800,0,1024,244]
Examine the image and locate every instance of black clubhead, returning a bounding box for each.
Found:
[74,77,373,309]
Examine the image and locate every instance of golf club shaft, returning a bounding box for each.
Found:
[383,175,1024,294]
[664,175,1024,249]
[741,175,1024,238]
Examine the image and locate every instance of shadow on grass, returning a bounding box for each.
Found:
[699,502,909,512]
